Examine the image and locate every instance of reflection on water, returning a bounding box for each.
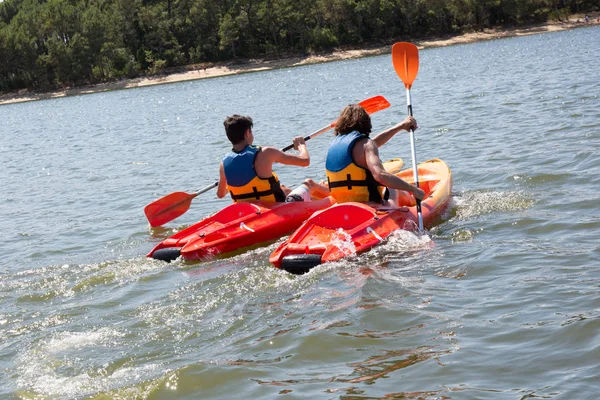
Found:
[344,346,452,384]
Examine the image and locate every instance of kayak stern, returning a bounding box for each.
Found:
[270,159,452,273]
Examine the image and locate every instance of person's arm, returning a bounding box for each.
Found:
[264,136,310,167]
[216,162,228,198]
[364,140,425,200]
[371,116,417,148]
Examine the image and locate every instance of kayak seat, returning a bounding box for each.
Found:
[418,179,441,197]
[211,202,261,224]
[396,190,416,207]
[309,203,375,230]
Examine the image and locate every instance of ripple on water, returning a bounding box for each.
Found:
[3,26,600,399]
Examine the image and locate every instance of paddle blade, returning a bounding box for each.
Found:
[144,191,195,227]
[392,42,419,89]
[329,95,391,127]
[360,95,391,114]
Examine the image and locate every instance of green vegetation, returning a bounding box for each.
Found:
[0,0,596,93]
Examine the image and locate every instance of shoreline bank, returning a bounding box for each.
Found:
[1,16,597,106]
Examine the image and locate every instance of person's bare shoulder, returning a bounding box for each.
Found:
[363,137,378,152]
[258,146,282,161]
[352,136,375,167]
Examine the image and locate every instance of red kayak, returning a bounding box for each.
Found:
[147,158,405,262]
[269,159,452,274]
[147,196,336,262]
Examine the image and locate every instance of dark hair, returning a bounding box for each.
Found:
[224,115,253,145]
[334,104,372,136]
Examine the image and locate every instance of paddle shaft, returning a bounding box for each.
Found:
[405,87,424,230]
[192,181,219,198]
[281,124,331,152]
[206,125,330,194]
[281,94,390,152]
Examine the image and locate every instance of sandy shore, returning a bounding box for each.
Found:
[1,16,597,105]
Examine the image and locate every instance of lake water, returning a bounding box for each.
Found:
[1,26,599,399]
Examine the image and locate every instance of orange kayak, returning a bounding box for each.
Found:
[147,196,336,262]
[269,159,452,274]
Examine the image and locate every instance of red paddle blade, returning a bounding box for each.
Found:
[392,42,419,89]
[330,95,391,127]
[144,191,195,227]
[360,95,391,114]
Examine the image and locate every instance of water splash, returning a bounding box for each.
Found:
[14,327,165,398]
[329,228,358,256]
[2,258,171,304]
[452,190,534,220]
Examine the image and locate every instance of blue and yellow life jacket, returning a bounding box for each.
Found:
[325,131,384,203]
[223,145,286,203]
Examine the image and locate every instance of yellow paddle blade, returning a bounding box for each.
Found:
[392,42,419,89]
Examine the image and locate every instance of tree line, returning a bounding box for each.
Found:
[0,0,596,93]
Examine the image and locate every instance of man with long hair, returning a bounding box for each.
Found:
[325,104,424,207]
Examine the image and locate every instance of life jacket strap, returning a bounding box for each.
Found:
[328,174,371,190]
[230,187,275,201]
[229,176,285,201]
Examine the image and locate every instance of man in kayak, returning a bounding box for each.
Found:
[216,114,330,203]
[326,104,425,207]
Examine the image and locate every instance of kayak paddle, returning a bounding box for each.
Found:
[144,95,391,227]
[392,42,423,230]
[280,95,390,152]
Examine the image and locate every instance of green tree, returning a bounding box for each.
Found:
[1,0,598,94]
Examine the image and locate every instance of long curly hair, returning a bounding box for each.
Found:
[334,104,372,136]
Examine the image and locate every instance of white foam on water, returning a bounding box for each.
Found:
[452,190,534,220]
[4,257,171,303]
[387,228,433,248]
[15,327,165,398]
[46,328,125,353]
[329,228,357,256]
